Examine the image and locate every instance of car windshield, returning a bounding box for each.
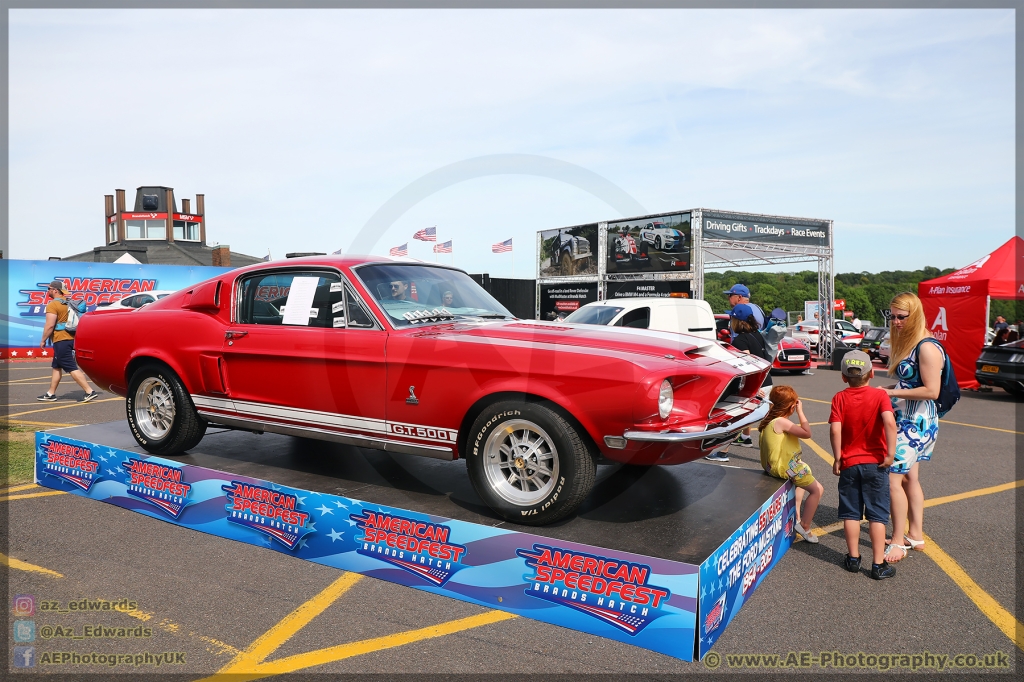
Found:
[357,264,512,327]
[564,305,625,326]
[864,328,885,340]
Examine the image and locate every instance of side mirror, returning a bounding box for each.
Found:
[183,280,222,312]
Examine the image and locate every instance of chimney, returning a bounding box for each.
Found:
[165,188,175,242]
[182,198,190,214]
[212,245,231,267]
[196,194,206,245]
[115,189,126,243]
[104,194,114,243]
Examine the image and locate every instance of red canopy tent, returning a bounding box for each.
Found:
[918,236,1023,388]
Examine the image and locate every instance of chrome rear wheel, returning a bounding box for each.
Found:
[134,376,176,440]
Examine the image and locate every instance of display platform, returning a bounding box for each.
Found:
[36,421,796,661]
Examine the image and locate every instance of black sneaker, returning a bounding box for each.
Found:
[36,392,57,402]
[79,392,99,403]
[844,554,861,573]
[704,452,730,462]
[870,561,896,580]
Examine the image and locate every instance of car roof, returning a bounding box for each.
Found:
[218,254,455,279]
[581,297,709,310]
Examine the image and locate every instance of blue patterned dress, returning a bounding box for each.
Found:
[889,338,942,474]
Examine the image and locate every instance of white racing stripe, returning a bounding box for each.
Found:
[191,394,457,445]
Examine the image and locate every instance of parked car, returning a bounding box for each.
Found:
[976,340,1024,398]
[563,297,717,341]
[639,221,686,252]
[877,333,890,366]
[772,336,812,374]
[792,319,863,353]
[74,257,770,525]
[858,326,887,359]
[96,290,176,310]
[611,233,650,268]
[550,229,591,275]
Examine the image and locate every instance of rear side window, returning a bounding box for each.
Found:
[236,270,343,328]
[616,307,650,329]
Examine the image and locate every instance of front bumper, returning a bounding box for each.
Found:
[618,398,770,449]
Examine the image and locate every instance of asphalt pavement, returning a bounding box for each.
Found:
[3,359,1020,678]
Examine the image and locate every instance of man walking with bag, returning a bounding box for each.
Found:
[37,280,98,402]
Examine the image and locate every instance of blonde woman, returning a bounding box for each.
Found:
[883,292,944,563]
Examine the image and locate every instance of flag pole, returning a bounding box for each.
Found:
[511,242,515,278]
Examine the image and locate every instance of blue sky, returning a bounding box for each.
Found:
[8,9,1015,276]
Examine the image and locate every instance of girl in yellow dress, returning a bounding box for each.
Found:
[759,385,824,543]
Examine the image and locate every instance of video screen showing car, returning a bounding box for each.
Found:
[606,213,691,274]
[538,224,598,278]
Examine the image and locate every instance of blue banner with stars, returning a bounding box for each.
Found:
[697,480,796,659]
[35,431,787,662]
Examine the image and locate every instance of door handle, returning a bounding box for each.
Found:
[225,331,248,340]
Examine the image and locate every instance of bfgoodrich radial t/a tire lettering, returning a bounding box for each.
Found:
[126,363,207,456]
[467,401,596,525]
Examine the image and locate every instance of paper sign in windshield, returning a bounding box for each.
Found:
[282,277,319,326]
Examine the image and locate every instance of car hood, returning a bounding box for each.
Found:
[404,319,749,365]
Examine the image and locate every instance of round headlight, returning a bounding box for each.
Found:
[658,379,674,420]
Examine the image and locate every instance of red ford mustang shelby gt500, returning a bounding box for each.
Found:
[74,257,770,525]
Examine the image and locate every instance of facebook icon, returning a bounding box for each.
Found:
[13,646,36,668]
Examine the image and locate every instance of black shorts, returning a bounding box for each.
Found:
[51,339,79,373]
[837,463,890,524]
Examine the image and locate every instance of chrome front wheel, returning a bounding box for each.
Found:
[482,420,560,506]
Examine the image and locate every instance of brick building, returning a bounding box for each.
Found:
[61,186,264,267]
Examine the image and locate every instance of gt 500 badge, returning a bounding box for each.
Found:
[388,423,457,443]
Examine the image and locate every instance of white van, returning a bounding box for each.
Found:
[562,297,718,341]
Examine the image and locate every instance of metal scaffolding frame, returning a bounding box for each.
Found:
[693,208,836,364]
[536,208,836,363]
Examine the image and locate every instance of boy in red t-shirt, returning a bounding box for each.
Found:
[829,350,897,580]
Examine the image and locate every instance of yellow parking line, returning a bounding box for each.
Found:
[801,436,834,466]
[797,479,1024,543]
[5,419,78,428]
[7,397,122,418]
[207,572,364,678]
[924,479,1024,507]
[0,483,39,494]
[922,534,1024,652]
[245,610,516,678]
[937,419,1022,435]
[1,375,54,384]
[202,571,516,681]
[0,552,64,578]
[0,491,66,503]
[799,397,831,404]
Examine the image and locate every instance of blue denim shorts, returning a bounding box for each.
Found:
[837,463,890,524]
[51,339,79,373]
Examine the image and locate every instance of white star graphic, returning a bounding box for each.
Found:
[295,495,307,504]
[116,466,124,473]
[333,500,348,509]
[315,504,333,516]
[98,454,108,462]
[306,521,316,532]
[27,350,34,357]
[346,517,359,527]
[270,483,281,491]
[298,538,309,549]
[106,468,118,476]
[327,528,344,542]
[10,351,17,357]
[41,351,48,357]
[107,449,118,458]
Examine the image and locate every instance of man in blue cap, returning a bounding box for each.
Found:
[723,283,766,335]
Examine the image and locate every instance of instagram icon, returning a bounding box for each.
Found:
[12,595,35,617]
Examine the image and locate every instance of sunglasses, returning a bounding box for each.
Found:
[883,310,910,321]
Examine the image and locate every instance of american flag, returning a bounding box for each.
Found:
[389,243,408,257]
[332,248,343,255]
[433,240,452,254]
[413,226,437,242]
[492,238,513,253]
